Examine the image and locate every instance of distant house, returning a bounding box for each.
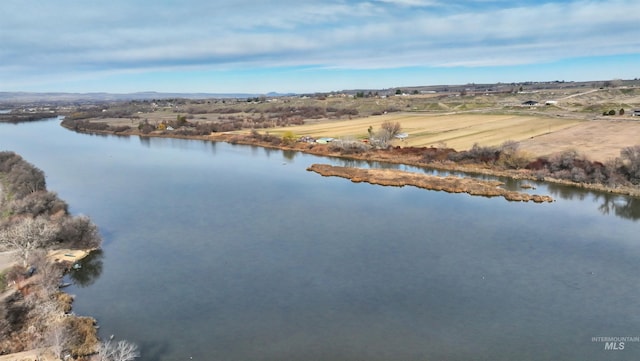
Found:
[522,100,539,106]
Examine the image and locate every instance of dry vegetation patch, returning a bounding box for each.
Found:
[268,113,583,150]
[518,120,640,162]
[307,163,553,202]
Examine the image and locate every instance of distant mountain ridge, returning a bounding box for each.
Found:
[0,91,293,103]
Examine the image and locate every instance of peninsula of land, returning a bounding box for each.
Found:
[307,164,553,202]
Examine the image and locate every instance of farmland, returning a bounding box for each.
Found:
[24,80,640,163]
[269,113,579,153]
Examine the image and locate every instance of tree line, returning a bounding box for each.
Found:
[423,142,640,187]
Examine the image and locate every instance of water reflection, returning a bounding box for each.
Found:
[595,193,640,221]
[204,140,216,155]
[68,249,104,288]
[263,147,274,157]
[139,136,151,147]
[546,183,589,201]
[282,149,296,162]
[547,183,640,220]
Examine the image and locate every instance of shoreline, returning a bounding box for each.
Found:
[0,151,102,360]
[59,122,640,198]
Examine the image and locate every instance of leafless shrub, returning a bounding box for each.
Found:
[46,321,71,360]
[329,139,370,154]
[174,128,198,136]
[64,316,100,357]
[620,145,640,184]
[57,215,102,250]
[422,147,455,163]
[496,141,531,169]
[0,153,46,197]
[334,108,359,117]
[195,122,216,134]
[137,121,155,134]
[448,143,500,163]
[97,339,140,361]
[27,250,66,296]
[548,150,580,172]
[7,191,68,217]
[370,129,393,149]
[380,121,402,138]
[570,167,588,183]
[0,151,23,173]
[604,158,626,186]
[500,140,519,155]
[0,291,29,341]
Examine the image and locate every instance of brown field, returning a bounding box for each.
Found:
[269,113,581,149]
[265,113,640,161]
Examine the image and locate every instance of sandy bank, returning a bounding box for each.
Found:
[48,248,93,265]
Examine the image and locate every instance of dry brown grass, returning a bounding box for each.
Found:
[266,112,583,149]
[257,112,640,162]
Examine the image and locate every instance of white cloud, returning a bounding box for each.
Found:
[373,0,441,7]
[1,0,639,90]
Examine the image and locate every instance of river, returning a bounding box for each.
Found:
[1,118,639,361]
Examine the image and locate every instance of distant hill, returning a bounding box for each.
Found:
[0,91,294,104]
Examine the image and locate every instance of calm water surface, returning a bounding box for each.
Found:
[1,119,639,361]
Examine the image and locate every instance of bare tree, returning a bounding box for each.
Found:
[46,321,71,360]
[620,145,640,183]
[380,121,402,138]
[368,121,402,149]
[5,162,46,197]
[7,190,68,217]
[0,216,59,267]
[27,249,65,296]
[98,340,140,361]
[57,215,102,249]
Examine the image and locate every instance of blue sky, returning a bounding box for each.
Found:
[1,0,639,94]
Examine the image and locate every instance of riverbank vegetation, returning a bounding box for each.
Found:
[226,130,640,197]
[0,112,59,124]
[0,152,138,360]
[52,82,640,196]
